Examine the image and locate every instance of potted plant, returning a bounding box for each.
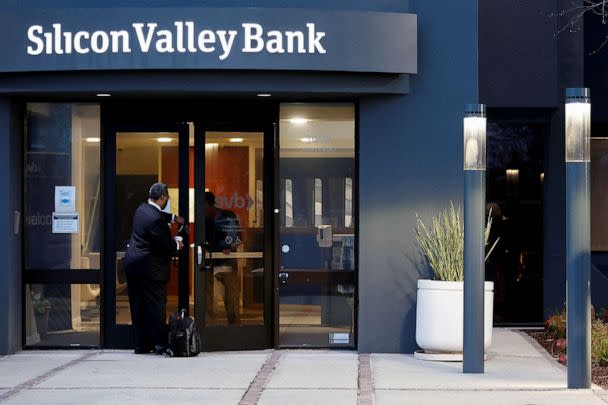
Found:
[31,291,51,337]
[414,202,499,359]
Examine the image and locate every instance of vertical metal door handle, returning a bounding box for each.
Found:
[197,245,203,266]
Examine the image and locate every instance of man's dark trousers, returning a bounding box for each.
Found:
[123,202,176,351]
[127,272,167,351]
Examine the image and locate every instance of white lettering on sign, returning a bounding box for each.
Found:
[26,21,326,59]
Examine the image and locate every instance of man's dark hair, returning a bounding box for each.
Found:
[149,183,169,200]
[205,191,216,206]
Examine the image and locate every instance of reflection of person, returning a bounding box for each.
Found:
[204,191,241,324]
[123,183,183,354]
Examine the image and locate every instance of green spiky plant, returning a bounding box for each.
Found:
[415,202,499,282]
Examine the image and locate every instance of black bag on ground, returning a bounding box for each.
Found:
[165,309,202,357]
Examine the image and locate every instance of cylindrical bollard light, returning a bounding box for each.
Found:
[463,104,486,374]
[565,87,592,389]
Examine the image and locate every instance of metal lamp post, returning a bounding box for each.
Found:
[565,88,592,389]
[463,104,486,374]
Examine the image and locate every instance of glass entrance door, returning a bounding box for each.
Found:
[105,123,192,348]
[278,103,357,348]
[193,126,273,350]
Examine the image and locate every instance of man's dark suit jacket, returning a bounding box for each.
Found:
[123,203,176,282]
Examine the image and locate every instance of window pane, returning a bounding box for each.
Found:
[486,119,545,324]
[202,131,265,326]
[115,131,181,325]
[279,103,356,347]
[25,283,100,347]
[24,103,101,270]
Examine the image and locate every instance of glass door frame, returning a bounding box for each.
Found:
[102,114,191,349]
[193,118,276,351]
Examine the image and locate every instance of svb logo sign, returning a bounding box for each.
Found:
[216,192,254,210]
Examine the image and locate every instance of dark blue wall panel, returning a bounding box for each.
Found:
[1,1,409,12]
[358,0,478,353]
[479,0,557,108]
[0,99,23,354]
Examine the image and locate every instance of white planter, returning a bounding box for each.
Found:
[415,279,494,353]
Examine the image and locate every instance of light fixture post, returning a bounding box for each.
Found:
[565,87,592,389]
[463,103,486,374]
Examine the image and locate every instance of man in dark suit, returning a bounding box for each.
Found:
[123,183,183,354]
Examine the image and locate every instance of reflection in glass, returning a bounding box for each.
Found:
[25,283,100,347]
[314,178,323,227]
[285,179,294,228]
[345,177,353,228]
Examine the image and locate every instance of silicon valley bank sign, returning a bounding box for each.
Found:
[27,22,327,60]
[0,8,417,73]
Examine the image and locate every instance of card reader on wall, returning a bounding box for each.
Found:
[317,225,333,247]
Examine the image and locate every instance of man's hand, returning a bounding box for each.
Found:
[177,241,184,250]
[223,249,231,255]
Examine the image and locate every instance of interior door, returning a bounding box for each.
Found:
[193,124,274,351]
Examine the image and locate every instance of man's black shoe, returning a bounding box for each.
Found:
[134,346,153,354]
[154,345,166,355]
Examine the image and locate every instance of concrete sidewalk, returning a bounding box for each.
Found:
[0,329,605,404]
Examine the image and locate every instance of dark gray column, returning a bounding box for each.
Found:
[0,97,22,355]
[566,162,591,388]
[463,170,485,373]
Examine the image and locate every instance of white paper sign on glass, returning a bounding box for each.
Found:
[54,186,76,212]
[52,212,79,233]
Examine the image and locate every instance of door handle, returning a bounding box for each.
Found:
[279,272,289,285]
[199,242,214,272]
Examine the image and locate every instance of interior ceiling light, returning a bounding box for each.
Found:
[86,137,101,143]
[157,137,173,143]
[289,117,309,125]
[205,143,219,148]
[229,138,244,143]
[257,93,271,97]
[300,137,317,143]
[96,93,111,97]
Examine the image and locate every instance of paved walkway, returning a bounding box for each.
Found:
[0,329,605,404]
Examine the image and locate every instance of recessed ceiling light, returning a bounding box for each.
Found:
[300,137,317,143]
[289,117,309,125]
[257,93,271,97]
[157,137,173,143]
[86,137,101,143]
[229,138,244,143]
[96,93,111,97]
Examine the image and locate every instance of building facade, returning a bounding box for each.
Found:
[0,0,605,355]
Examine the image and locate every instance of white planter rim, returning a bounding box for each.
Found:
[417,279,494,291]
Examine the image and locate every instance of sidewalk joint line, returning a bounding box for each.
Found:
[0,351,99,403]
[238,350,281,405]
